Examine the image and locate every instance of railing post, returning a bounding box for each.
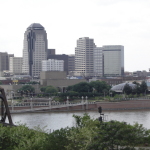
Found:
[86,96,88,110]
[49,98,51,110]
[11,101,14,111]
[30,98,33,110]
[67,96,69,110]
[82,96,84,110]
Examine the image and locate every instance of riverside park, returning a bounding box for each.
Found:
[1,80,150,150]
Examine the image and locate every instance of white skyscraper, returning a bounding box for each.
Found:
[103,45,124,76]
[22,23,47,77]
[42,59,64,71]
[75,37,96,77]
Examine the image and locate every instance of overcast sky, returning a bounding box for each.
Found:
[0,0,150,72]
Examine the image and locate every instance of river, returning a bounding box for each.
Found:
[9,110,150,132]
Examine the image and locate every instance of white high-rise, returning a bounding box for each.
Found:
[9,57,23,74]
[103,45,124,76]
[75,37,96,77]
[42,59,64,71]
[22,23,47,77]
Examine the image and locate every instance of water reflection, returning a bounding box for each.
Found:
[11,110,150,131]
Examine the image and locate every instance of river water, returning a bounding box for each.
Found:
[9,110,150,132]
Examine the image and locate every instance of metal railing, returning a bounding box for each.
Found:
[115,97,150,101]
[9,100,95,113]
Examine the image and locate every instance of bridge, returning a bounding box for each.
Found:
[9,100,96,113]
[8,97,150,113]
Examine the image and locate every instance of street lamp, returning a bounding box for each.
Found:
[81,96,84,104]
[85,96,88,100]
[85,96,88,110]
[67,96,69,104]
[67,96,69,110]
[30,96,33,110]
[85,96,88,102]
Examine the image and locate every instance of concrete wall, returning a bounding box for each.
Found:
[40,71,67,80]
[41,79,87,87]
[40,71,87,89]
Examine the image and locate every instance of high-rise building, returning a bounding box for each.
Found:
[93,47,103,77]
[42,59,64,71]
[9,57,23,74]
[103,45,124,76]
[0,52,9,76]
[47,49,55,58]
[75,37,96,77]
[68,54,75,72]
[22,23,48,77]
[47,54,69,74]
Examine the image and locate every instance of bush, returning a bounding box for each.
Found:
[1,115,150,150]
[0,124,48,150]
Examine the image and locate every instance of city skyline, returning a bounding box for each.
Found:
[0,0,150,72]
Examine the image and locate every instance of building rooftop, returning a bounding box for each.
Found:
[111,82,137,92]
[27,23,44,30]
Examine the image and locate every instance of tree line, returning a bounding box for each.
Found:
[17,80,148,100]
[123,81,148,95]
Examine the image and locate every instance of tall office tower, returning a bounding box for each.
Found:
[75,37,96,77]
[93,47,103,77]
[103,45,124,77]
[47,54,69,74]
[0,52,9,76]
[9,57,23,74]
[68,54,75,73]
[22,23,48,77]
[42,59,64,71]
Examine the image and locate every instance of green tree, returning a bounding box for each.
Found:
[66,114,150,150]
[0,115,150,150]
[132,86,141,95]
[89,80,111,93]
[123,84,132,95]
[40,85,58,94]
[67,91,78,97]
[140,81,148,95]
[18,85,35,93]
[45,127,72,150]
[40,86,47,92]
[132,81,140,87]
[0,124,48,150]
[72,82,91,93]
[66,85,74,92]
[66,81,111,95]
[27,81,39,85]
[66,114,100,150]
[45,86,58,94]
